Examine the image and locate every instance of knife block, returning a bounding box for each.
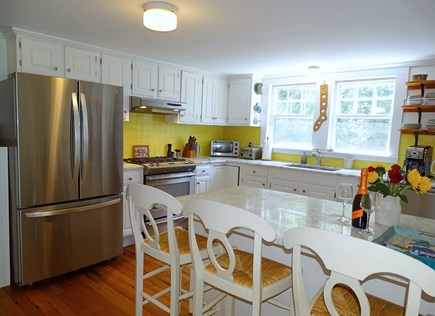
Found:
[182,144,196,158]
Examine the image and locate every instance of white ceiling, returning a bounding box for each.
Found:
[1,0,435,76]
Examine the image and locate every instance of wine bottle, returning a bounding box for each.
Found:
[352,168,368,229]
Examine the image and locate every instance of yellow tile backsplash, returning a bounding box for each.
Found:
[123,113,260,158]
[124,113,433,171]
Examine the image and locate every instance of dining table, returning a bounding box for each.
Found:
[177,185,435,315]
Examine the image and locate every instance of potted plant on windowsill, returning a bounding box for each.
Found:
[366,163,431,226]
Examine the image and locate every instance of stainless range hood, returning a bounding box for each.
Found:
[130,96,187,114]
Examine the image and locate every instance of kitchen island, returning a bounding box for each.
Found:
[178,186,435,315]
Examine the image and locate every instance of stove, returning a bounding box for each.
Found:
[124,157,196,175]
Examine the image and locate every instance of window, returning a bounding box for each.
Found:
[330,79,395,155]
[270,84,316,149]
[262,67,407,162]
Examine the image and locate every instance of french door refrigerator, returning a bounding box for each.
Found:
[0,72,123,286]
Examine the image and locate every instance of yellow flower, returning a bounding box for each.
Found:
[417,176,432,194]
[367,171,379,184]
[406,169,422,190]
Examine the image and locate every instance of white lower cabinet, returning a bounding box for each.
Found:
[268,167,337,201]
[195,164,211,193]
[239,165,267,188]
[123,167,142,245]
[209,164,239,191]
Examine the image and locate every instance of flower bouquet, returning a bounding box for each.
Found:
[367,163,431,203]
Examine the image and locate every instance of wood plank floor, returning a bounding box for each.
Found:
[0,245,192,315]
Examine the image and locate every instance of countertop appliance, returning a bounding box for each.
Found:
[211,140,239,157]
[404,145,433,176]
[0,73,123,286]
[124,157,196,224]
[239,147,263,160]
[129,96,187,114]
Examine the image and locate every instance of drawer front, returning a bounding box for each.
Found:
[196,165,211,176]
[241,166,267,177]
[123,171,142,184]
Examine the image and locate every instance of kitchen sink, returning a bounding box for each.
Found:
[285,163,341,172]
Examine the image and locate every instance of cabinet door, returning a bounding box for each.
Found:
[209,165,239,191]
[158,66,181,101]
[201,77,228,124]
[123,169,143,241]
[300,182,336,200]
[195,176,210,193]
[228,78,251,125]
[269,178,299,194]
[101,54,132,121]
[132,60,158,97]
[179,71,203,123]
[65,47,100,82]
[241,174,267,188]
[20,36,64,77]
[201,76,216,123]
[214,78,229,124]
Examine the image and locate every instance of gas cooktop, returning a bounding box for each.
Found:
[124,157,196,175]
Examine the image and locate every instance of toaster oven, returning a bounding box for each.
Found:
[211,140,239,157]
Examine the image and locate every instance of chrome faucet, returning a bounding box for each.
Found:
[312,148,322,167]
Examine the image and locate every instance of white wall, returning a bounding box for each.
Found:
[0,34,10,287]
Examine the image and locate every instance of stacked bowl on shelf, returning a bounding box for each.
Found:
[427,119,435,131]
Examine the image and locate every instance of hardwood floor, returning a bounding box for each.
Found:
[0,245,192,315]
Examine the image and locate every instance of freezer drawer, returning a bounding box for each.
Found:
[12,195,123,286]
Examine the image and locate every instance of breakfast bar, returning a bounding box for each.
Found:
[178,186,435,315]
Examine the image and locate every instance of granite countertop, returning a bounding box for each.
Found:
[178,186,435,244]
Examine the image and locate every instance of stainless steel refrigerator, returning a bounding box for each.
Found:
[0,72,123,286]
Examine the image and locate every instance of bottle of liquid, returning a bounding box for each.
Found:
[352,168,368,229]
[301,152,307,164]
[167,144,172,157]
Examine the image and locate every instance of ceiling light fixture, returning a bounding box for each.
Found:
[143,2,177,32]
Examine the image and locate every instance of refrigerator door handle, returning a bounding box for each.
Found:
[71,92,80,183]
[80,92,89,183]
[25,197,121,218]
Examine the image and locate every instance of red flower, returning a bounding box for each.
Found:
[368,166,376,172]
[388,169,403,183]
[391,164,401,171]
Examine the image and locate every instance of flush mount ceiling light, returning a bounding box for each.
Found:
[143,2,177,32]
[308,65,321,72]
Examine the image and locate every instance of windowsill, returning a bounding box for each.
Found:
[272,147,399,163]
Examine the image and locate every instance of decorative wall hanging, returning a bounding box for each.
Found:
[313,84,328,132]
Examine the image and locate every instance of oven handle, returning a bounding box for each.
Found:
[146,171,196,181]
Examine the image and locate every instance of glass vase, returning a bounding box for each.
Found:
[375,194,402,226]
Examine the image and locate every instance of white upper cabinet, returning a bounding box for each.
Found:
[65,47,100,82]
[202,76,228,125]
[179,71,203,123]
[101,54,132,121]
[227,75,262,126]
[19,36,64,77]
[18,36,101,82]
[132,60,158,97]
[132,61,181,101]
[158,66,181,100]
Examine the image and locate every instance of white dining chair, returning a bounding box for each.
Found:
[183,199,293,316]
[127,183,210,316]
[282,227,435,316]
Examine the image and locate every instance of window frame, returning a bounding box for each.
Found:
[261,67,408,163]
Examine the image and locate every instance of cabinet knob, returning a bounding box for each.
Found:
[302,190,306,193]
[128,177,132,180]
[253,170,256,174]
[159,89,163,92]
[53,66,58,70]
[67,68,71,72]
[151,89,155,91]
[293,188,297,192]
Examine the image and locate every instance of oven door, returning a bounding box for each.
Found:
[144,171,195,226]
